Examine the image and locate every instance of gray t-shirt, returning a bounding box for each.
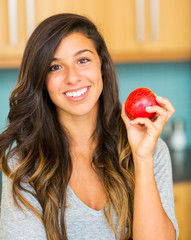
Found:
[0,138,179,239]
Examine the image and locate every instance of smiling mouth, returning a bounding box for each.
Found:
[64,87,89,97]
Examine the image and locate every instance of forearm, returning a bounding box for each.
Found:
[133,157,176,240]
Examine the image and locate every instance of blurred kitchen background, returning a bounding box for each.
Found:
[0,0,191,239]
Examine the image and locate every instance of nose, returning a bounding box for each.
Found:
[65,66,82,85]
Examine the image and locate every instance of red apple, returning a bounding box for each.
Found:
[125,87,159,120]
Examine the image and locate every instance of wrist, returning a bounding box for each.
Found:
[133,155,154,179]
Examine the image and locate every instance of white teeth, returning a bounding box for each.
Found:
[65,87,88,97]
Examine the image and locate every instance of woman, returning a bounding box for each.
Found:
[0,13,178,240]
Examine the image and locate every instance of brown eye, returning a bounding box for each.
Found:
[78,58,90,64]
[49,64,62,72]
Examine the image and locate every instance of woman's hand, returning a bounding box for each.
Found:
[121,96,175,164]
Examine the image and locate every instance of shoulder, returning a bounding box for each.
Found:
[0,161,46,239]
[152,137,174,192]
[7,151,19,171]
[1,152,41,215]
[153,137,170,160]
[153,138,171,166]
[153,138,173,179]
[153,138,179,240]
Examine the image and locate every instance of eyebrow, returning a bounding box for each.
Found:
[74,49,94,57]
[52,49,94,61]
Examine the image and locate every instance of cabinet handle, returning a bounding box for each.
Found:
[150,0,160,40]
[25,0,35,38]
[8,0,18,46]
[135,0,145,42]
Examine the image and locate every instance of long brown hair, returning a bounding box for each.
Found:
[0,13,134,239]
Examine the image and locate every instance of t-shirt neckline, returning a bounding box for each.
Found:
[67,183,104,216]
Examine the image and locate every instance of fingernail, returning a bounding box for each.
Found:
[156,95,162,99]
[146,106,151,110]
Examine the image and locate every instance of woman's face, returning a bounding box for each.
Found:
[46,32,103,120]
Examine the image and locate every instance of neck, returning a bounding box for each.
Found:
[60,113,98,169]
[58,110,98,151]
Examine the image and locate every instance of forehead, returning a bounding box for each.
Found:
[54,32,97,58]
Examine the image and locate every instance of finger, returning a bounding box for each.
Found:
[155,96,175,120]
[129,117,159,136]
[146,105,168,122]
[146,105,168,130]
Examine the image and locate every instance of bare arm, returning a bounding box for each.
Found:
[133,158,175,240]
[121,96,176,240]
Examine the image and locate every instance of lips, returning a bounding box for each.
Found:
[64,87,88,97]
[63,86,90,102]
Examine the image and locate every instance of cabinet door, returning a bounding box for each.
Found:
[1,0,191,68]
[0,0,107,68]
[35,0,107,40]
[0,0,27,68]
[174,182,191,240]
[100,0,191,62]
[159,0,191,56]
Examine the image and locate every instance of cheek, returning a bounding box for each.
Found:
[46,75,62,95]
[96,70,103,91]
[87,65,103,84]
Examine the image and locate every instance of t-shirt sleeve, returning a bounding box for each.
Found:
[153,138,179,240]
[0,171,47,240]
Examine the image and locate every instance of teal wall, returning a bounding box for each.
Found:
[116,61,191,146]
[0,62,191,143]
[0,69,18,196]
[0,62,191,194]
[0,62,191,142]
[0,69,19,132]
